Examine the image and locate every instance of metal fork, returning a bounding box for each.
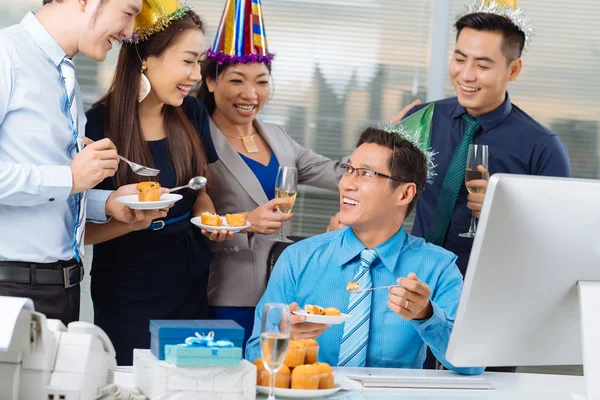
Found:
[83,137,160,176]
[349,285,398,293]
[118,155,160,177]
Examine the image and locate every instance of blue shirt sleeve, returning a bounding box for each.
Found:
[410,258,485,375]
[245,247,297,362]
[531,134,571,178]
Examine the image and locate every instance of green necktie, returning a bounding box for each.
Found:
[425,114,481,246]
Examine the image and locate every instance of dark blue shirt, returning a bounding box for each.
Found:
[239,151,280,200]
[409,95,571,275]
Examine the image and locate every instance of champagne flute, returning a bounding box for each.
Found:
[271,166,298,244]
[459,144,489,238]
[260,303,291,400]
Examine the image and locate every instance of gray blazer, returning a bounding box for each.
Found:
[206,118,342,307]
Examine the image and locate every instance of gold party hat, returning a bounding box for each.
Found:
[127,0,192,43]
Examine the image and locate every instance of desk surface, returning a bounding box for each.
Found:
[115,366,585,400]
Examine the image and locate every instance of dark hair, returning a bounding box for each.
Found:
[95,11,208,188]
[357,127,427,217]
[197,58,272,115]
[455,12,525,62]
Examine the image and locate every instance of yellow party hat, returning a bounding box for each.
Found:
[126,0,193,43]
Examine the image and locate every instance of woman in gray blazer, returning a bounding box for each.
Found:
[197,58,342,347]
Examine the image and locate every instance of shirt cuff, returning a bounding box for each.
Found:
[86,189,112,223]
[410,300,447,333]
[40,165,73,203]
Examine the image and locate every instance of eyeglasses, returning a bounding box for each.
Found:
[340,163,406,183]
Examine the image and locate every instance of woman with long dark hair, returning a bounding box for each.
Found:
[84,1,231,365]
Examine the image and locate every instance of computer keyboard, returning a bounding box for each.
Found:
[346,374,493,390]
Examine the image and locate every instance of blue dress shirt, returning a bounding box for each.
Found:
[246,226,484,375]
[410,95,571,274]
[0,13,109,263]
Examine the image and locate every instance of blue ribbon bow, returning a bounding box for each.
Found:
[180,331,234,348]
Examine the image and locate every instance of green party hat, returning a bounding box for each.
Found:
[381,103,436,182]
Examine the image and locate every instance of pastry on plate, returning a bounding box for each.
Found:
[283,340,306,368]
[323,307,341,316]
[136,181,161,202]
[200,212,222,226]
[225,213,248,227]
[314,362,335,389]
[301,339,319,364]
[304,304,325,315]
[291,364,320,390]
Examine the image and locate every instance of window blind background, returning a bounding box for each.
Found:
[0,3,595,374]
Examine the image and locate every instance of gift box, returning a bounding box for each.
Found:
[134,349,256,400]
[165,345,243,367]
[149,320,244,361]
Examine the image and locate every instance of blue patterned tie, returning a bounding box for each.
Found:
[60,57,85,262]
[338,249,378,367]
[425,114,481,246]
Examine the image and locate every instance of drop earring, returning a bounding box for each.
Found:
[139,65,151,102]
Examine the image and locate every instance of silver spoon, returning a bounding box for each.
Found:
[169,176,207,193]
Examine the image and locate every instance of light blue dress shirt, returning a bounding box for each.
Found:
[0,13,109,263]
[246,226,484,375]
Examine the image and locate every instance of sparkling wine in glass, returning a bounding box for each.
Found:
[271,166,298,244]
[460,144,489,238]
[260,303,291,400]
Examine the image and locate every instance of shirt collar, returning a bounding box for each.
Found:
[450,93,513,133]
[337,226,407,274]
[21,12,66,67]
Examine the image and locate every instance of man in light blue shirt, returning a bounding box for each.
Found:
[0,0,162,325]
[246,126,484,374]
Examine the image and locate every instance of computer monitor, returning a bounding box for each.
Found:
[446,174,600,398]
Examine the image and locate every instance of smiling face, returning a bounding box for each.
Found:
[77,0,142,61]
[143,29,205,107]
[207,63,271,125]
[449,27,522,116]
[338,143,403,231]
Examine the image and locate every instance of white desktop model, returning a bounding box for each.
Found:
[447,174,600,399]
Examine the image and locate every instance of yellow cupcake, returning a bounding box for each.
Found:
[300,339,319,364]
[283,340,306,368]
[291,364,320,390]
[255,360,291,389]
[314,362,335,389]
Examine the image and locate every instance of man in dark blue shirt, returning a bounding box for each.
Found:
[403,6,571,275]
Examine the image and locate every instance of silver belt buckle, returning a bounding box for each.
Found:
[63,264,82,289]
[153,220,166,231]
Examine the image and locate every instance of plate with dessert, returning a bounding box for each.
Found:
[255,339,343,398]
[115,182,182,210]
[292,305,351,325]
[190,212,251,233]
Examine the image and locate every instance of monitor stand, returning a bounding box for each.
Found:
[578,282,600,400]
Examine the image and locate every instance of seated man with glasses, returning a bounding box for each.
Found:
[245,126,483,374]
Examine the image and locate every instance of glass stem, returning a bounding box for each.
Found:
[268,370,276,400]
[469,212,477,234]
[279,219,286,240]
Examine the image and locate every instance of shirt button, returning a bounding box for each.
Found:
[49,198,55,202]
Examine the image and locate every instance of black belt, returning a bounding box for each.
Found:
[0,260,84,289]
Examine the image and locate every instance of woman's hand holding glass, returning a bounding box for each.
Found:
[245,198,294,235]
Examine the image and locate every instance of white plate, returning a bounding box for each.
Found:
[115,194,182,210]
[292,310,352,325]
[256,384,342,398]
[190,216,251,233]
